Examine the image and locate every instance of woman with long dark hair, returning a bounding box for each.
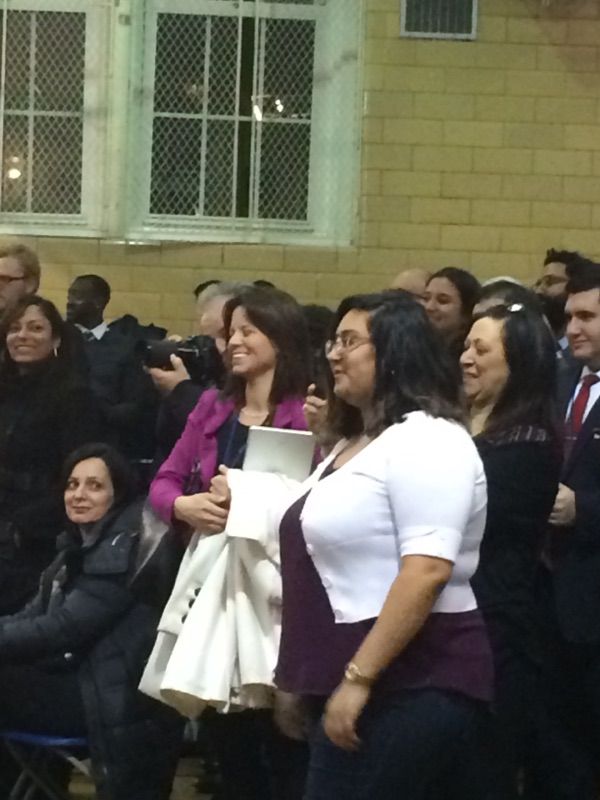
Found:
[424,266,481,361]
[150,286,312,800]
[0,295,100,614]
[275,291,493,799]
[461,304,561,798]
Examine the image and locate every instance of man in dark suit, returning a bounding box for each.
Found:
[536,256,600,799]
[66,274,156,459]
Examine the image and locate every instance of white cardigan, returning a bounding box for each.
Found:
[299,413,487,623]
[139,469,297,718]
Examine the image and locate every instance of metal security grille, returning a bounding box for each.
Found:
[0,0,361,243]
[401,0,477,40]
[144,1,318,226]
[0,8,86,214]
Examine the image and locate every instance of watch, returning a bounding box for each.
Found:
[344,661,375,687]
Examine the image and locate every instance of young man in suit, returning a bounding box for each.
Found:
[536,256,600,799]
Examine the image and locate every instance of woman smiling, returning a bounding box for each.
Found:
[461,304,560,798]
[0,443,183,799]
[149,286,312,800]
[0,295,99,615]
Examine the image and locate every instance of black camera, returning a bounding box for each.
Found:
[140,335,224,386]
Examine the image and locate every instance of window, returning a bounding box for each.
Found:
[401,0,477,40]
[0,0,105,235]
[0,0,363,246]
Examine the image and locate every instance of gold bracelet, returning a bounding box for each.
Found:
[344,661,375,687]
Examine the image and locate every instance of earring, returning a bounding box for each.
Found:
[53,346,58,357]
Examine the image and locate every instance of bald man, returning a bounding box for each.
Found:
[389,268,430,299]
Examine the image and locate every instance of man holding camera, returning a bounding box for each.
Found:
[148,281,249,468]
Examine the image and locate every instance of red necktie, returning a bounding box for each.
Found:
[569,374,599,436]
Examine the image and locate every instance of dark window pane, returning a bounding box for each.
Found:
[207,15,238,117]
[1,115,29,212]
[258,123,310,220]
[204,119,235,217]
[405,0,474,35]
[154,14,206,114]
[262,19,315,120]
[31,116,82,213]
[3,12,31,112]
[150,117,202,215]
[35,12,85,112]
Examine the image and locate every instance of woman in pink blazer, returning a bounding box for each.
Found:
[150,286,312,800]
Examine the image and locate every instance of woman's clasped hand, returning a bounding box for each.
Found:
[173,486,229,534]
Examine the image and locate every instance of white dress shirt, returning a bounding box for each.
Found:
[76,321,109,341]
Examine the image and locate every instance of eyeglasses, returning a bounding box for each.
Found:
[0,274,24,288]
[325,333,371,356]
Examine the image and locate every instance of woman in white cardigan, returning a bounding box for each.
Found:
[275,291,494,800]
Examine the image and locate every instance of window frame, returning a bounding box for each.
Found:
[400,0,478,41]
[0,0,109,237]
[0,0,363,246]
[125,0,362,246]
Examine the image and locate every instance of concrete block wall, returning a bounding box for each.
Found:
[12,0,600,334]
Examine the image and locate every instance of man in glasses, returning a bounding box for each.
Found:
[536,248,580,358]
[0,243,40,315]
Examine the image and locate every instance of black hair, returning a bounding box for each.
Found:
[478,280,543,314]
[62,442,137,510]
[253,279,276,289]
[427,267,481,319]
[72,274,111,307]
[0,295,77,380]
[302,304,335,353]
[544,248,582,268]
[222,286,311,406]
[302,304,336,396]
[193,279,219,298]
[328,291,464,439]
[474,305,558,439]
[565,256,600,295]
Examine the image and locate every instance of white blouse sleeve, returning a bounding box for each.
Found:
[385,420,481,564]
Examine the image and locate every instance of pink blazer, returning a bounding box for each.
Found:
[149,387,307,522]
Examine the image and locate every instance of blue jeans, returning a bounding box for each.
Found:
[305,689,490,800]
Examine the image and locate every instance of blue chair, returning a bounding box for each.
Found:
[0,730,90,800]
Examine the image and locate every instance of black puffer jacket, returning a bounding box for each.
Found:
[0,359,101,611]
[0,501,183,800]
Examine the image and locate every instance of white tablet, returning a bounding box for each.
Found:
[242,427,316,482]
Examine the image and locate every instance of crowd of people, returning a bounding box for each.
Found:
[0,240,598,800]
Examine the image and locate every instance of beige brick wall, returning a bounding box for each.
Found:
[12,0,600,334]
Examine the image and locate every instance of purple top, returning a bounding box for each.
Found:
[149,387,307,523]
[275,484,494,702]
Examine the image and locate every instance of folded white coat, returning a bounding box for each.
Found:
[138,469,299,718]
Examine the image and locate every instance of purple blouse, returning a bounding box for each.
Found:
[275,482,494,702]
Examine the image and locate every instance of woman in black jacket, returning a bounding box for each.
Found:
[0,295,100,614]
[0,443,183,799]
[461,304,561,799]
